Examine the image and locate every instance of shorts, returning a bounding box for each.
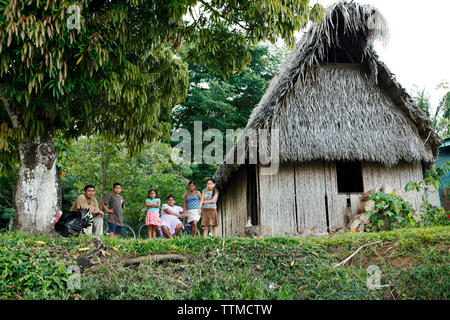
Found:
[201,208,219,227]
[186,209,200,224]
[108,222,123,234]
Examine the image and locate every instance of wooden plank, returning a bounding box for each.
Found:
[328,194,347,233]
[275,163,297,236]
[350,194,362,218]
[217,195,223,237]
[229,172,236,236]
[224,182,234,237]
[255,165,261,227]
[362,161,424,212]
[362,161,374,191]
[258,167,275,236]
[379,165,394,189]
[323,161,346,233]
[231,167,247,236]
[323,161,337,226]
[294,164,306,236]
[238,169,248,236]
[295,161,328,236]
[216,166,249,237]
[408,161,424,211]
[397,161,413,189]
[373,163,382,189]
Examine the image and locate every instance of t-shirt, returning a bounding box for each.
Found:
[161,204,183,216]
[146,198,160,212]
[202,188,218,209]
[102,193,124,226]
[186,192,201,210]
[70,194,100,212]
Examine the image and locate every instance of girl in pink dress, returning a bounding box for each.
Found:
[145,189,161,238]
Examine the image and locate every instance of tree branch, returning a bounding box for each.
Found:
[0,84,19,128]
[0,191,13,207]
[198,0,247,31]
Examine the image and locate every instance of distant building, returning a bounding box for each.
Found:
[436,138,450,210]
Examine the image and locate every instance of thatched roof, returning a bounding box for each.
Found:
[214,1,442,188]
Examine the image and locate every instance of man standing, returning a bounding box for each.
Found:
[71,185,104,235]
[101,183,125,238]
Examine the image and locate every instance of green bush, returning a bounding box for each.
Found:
[405,162,450,228]
[0,237,71,299]
[0,227,449,299]
[365,192,418,232]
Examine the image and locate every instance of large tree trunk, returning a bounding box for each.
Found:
[14,133,61,234]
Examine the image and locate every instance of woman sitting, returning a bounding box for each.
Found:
[160,195,187,238]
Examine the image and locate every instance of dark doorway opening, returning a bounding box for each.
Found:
[246,165,259,226]
[336,161,364,193]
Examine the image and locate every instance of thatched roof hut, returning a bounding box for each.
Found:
[213,1,441,237]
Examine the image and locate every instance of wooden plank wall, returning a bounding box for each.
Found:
[259,163,297,236]
[295,161,328,236]
[217,166,248,237]
[406,162,424,211]
[218,160,424,238]
[362,161,423,211]
[323,162,347,233]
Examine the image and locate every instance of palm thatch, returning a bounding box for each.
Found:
[214,1,441,188]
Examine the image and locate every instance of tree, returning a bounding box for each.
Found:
[171,44,288,182]
[411,83,450,139]
[0,0,323,234]
[412,86,431,118]
[433,83,449,139]
[58,137,191,229]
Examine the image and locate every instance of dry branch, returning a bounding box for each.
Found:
[334,240,382,267]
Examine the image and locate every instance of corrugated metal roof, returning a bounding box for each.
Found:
[439,137,450,149]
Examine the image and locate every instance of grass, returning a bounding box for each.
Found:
[0,226,449,300]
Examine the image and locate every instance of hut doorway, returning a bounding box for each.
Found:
[246,164,259,226]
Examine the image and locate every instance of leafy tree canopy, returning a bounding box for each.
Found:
[171,44,288,182]
[0,0,324,175]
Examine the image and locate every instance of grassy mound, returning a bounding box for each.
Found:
[1,226,449,299]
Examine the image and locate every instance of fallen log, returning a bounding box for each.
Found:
[123,254,188,267]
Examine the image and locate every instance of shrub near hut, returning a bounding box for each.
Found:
[364,192,418,232]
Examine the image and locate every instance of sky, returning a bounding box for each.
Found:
[300,0,450,112]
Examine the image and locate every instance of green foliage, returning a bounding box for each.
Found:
[411,82,450,139]
[0,204,14,230]
[1,0,191,161]
[183,0,322,76]
[172,44,287,181]
[365,192,418,232]
[0,0,322,174]
[411,86,431,118]
[57,136,191,229]
[0,226,448,299]
[0,234,71,299]
[405,162,450,227]
[0,172,16,230]
[435,90,450,139]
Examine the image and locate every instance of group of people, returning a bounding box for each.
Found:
[66,179,219,239]
[144,179,219,238]
[67,182,125,238]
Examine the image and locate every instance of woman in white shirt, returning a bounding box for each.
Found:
[160,195,187,238]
